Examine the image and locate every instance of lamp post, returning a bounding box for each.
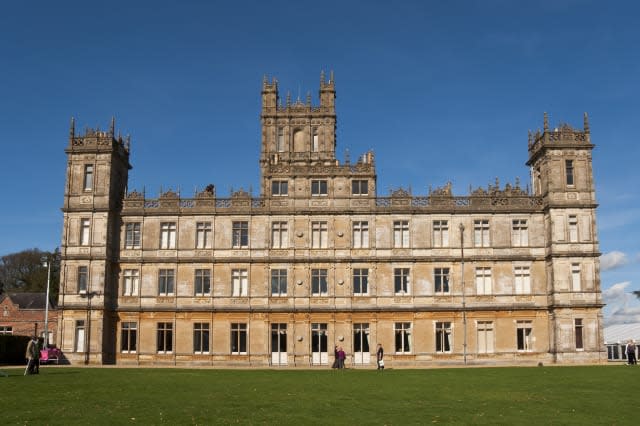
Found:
[42,257,52,348]
[460,223,467,365]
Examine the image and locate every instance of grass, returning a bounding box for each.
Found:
[0,365,637,425]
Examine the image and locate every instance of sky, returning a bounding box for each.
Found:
[1,0,638,325]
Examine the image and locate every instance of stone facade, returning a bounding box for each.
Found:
[56,73,604,366]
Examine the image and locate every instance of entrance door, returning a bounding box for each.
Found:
[311,323,328,365]
[271,323,287,365]
[353,323,371,365]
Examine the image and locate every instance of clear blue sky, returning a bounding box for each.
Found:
[1,1,638,324]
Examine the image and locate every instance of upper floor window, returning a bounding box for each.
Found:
[571,263,581,291]
[80,219,91,246]
[512,219,528,247]
[352,221,369,249]
[353,268,369,295]
[312,129,319,152]
[271,269,287,296]
[125,222,141,249]
[272,180,288,196]
[473,220,490,247]
[475,267,492,295]
[271,221,288,249]
[568,215,578,242]
[232,221,249,248]
[433,220,449,247]
[311,180,328,196]
[160,222,176,249]
[158,269,175,295]
[434,267,450,294]
[393,220,410,248]
[232,269,248,297]
[196,222,212,249]
[83,164,94,191]
[194,269,211,296]
[277,128,285,152]
[565,160,574,186]
[514,266,531,294]
[351,180,368,196]
[311,269,328,296]
[394,268,410,295]
[123,269,139,296]
[311,221,328,248]
[77,266,88,293]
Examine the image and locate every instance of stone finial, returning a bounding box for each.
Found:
[306,91,311,106]
[527,130,532,148]
[109,116,115,137]
[286,91,291,106]
[584,112,590,133]
[69,117,75,140]
[320,70,325,85]
[329,70,334,83]
[543,112,549,132]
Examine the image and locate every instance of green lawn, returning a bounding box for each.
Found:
[0,365,635,425]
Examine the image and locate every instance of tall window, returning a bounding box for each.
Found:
[395,322,412,353]
[565,159,574,185]
[123,269,139,296]
[575,319,584,350]
[272,180,288,196]
[194,269,211,296]
[194,323,210,354]
[271,269,287,296]
[80,219,91,246]
[475,267,492,295]
[568,215,578,242]
[121,322,137,353]
[230,323,247,354]
[435,322,452,353]
[394,268,410,295]
[125,222,141,249]
[353,268,369,295]
[516,320,532,351]
[232,221,249,248]
[77,266,88,293]
[311,269,328,296]
[312,129,319,152]
[474,220,490,247]
[74,320,86,353]
[196,222,211,249]
[271,221,288,248]
[157,322,173,353]
[514,266,531,294]
[352,221,369,248]
[160,222,176,249]
[433,220,449,247]
[511,219,528,247]
[311,180,328,196]
[232,269,248,297]
[434,267,450,294]
[351,180,368,196]
[311,221,328,248]
[477,321,494,354]
[393,220,410,248]
[571,263,581,291]
[158,269,175,295]
[277,128,285,152]
[83,164,94,191]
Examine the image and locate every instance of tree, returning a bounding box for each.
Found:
[0,248,60,302]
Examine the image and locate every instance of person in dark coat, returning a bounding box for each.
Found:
[376,343,384,370]
[331,345,339,368]
[25,336,39,375]
[626,340,637,365]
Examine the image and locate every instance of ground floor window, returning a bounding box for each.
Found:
[477,321,494,354]
[0,326,12,335]
[516,321,532,351]
[435,322,452,353]
[121,322,137,353]
[231,323,247,354]
[574,319,584,350]
[157,322,173,353]
[194,323,210,354]
[75,320,86,353]
[395,322,412,353]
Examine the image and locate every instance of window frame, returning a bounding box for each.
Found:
[194,269,211,296]
[158,269,175,296]
[352,268,369,296]
[394,268,410,295]
[393,220,410,248]
[394,322,412,354]
[232,269,248,297]
[311,268,328,296]
[232,221,249,248]
[270,268,288,297]
[230,323,248,355]
[516,320,533,352]
[311,179,328,196]
[123,269,139,296]
[83,164,94,191]
[124,222,141,249]
[434,267,450,294]
[195,222,212,249]
[271,180,289,196]
[160,222,177,249]
[435,321,452,354]
[351,180,369,196]
[77,265,88,294]
[433,220,449,247]
[121,321,137,353]
[352,221,369,249]
[194,322,210,354]
[157,322,173,354]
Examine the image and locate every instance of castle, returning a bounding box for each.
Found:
[56,72,603,366]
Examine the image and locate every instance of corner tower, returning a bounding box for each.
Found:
[58,118,131,364]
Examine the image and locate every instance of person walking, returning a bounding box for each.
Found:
[626,340,637,365]
[24,336,39,375]
[331,345,339,369]
[338,346,346,369]
[376,343,384,370]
